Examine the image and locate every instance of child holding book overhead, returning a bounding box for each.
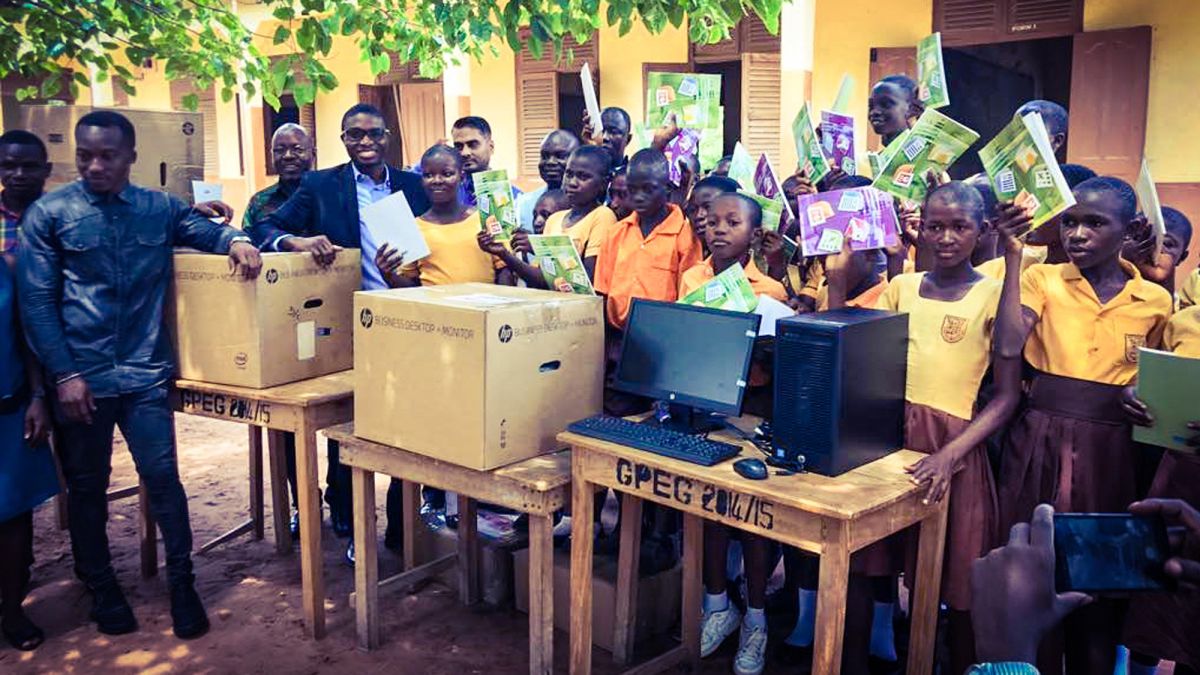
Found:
[825,182,1024,674]
[1123,205,1193,294]
[997,176,1174,675]
[680,192,783,675]
[1120,302,1200,675]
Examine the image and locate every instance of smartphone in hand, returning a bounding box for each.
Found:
[1053,513,1172,593]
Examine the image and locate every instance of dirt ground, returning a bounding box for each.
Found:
[0,414,726,675]
[3,414,1177,674]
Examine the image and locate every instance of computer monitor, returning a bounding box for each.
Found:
[613,299,762,432]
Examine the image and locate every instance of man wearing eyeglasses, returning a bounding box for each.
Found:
[249,103,428,550]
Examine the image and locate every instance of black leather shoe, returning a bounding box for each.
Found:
[383,528,403,553]
[170,582,210,639]
[90,582,138,635]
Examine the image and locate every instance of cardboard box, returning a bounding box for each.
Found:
[169,251,361,388]
[354,283,603,470]
[513,547,681,653]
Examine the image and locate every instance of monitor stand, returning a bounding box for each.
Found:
[643,402,726,434]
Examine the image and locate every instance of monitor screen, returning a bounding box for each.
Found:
[613,299,761,416]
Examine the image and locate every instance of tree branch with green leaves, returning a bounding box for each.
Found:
[1,0,781,110]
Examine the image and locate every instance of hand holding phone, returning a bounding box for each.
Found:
[1053,513,1172,593]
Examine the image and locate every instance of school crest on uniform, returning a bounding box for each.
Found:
[1124,334,1147,363]
[941,315,968,343]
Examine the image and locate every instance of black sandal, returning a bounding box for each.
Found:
[2,614,45,651]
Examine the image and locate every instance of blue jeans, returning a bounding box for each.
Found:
[55,385,194,588]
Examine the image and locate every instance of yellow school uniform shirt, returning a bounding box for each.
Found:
[1020,260,1173,385]
[877,272,1002,420]
[1165,305,1200,358]
[401,213,502,286]
[678,257,788,303]
[1178,268,1200,310]
[816,276,890,311]
[542,205,616,259]
[976,245,1048,281]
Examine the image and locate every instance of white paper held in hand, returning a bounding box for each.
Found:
[753,295,795,337]
[581,62,603,137]
[191,181,223,204]
[359,190,430,266]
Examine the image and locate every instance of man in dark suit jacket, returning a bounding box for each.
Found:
[249,103,429,559]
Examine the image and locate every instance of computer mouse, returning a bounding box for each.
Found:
[733,458,768,480]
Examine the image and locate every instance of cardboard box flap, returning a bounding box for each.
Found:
[367,282,594,310]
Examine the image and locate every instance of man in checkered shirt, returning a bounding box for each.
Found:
[0,130,52,268]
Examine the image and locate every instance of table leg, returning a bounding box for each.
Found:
[401,480,426,571]
[812,526,851,675]
[249,427,264,541]
[528,513,554,675]
[681,512,703,667]
[138,481,157,578]
[295,416,326,639]
[266,430,291,555]
[907,500,949,675]
[613,494,643,665]
[352,467,379,650]
[569,456,595,675]
[457,496,480,605]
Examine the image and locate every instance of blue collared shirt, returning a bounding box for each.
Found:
[352,164,393,291]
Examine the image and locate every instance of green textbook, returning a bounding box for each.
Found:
[645,72,722,128]
[738,189,784,232]
[1133,348,1200,453]
[475,169,519,242]
[978,112,1075,230]
[528,235,595,295]
[678,262,758,312]
[871,109,978,201]
[791,104,831,183]
[727,141,755,190]
[917,32,949,109]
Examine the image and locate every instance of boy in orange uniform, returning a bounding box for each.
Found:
[678,192,786,302]
[595,149,703,416]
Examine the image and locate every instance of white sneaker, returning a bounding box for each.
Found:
[733,623,768,675]
[700,605,742,658]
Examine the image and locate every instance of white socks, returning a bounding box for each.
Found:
[784,588,818,647]
[869,601,897,661]
[743,606,766,630]
[703,591,729,614]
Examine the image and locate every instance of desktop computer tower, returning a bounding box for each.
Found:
[772,308,907,476]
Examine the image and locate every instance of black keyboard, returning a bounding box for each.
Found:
[567,415,741,467]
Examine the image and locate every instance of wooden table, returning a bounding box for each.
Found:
[325,423,572,674]
[561,418,949,675]
[170,370,355,639]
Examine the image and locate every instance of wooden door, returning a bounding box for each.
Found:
[515,71,558,179]
[397,82,444,167]
[867,47,917,151]
[1066,27,1151,183]
[741,53,781,167]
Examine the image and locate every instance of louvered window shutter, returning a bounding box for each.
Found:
[516,71,558,178]
[739,15,781,54]
[935,0,1080,45]
[740,53,781,168]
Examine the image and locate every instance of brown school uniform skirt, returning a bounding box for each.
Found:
[1122,452,1200,669]
[852,402,998,611]
[997,371,1137,534]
